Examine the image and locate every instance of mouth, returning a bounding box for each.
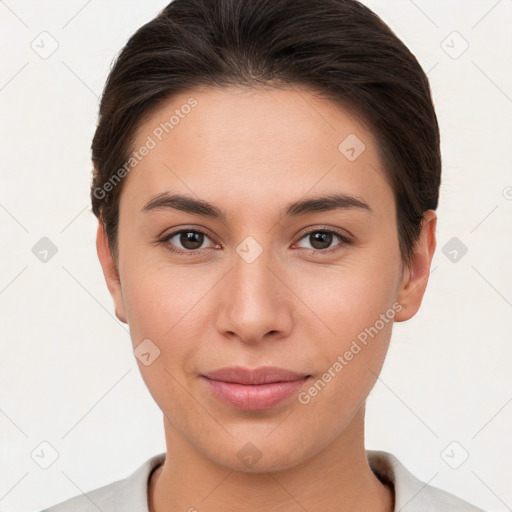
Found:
[200,366,312,411]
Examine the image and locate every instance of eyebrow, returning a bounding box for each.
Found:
[141,191,372,221]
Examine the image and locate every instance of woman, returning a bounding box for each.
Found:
[42,0,484,510]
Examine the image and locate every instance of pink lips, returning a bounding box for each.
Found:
[201,366,311,411]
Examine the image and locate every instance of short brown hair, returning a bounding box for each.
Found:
[91,0,441,266]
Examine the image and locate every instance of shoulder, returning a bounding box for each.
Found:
[37,453,165,512]
[366,450,486,512]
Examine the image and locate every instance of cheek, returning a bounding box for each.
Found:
[294,252,400,336]
[120,261,210,419]
[120,254,219,378]
[289,248,400,392]
[295,272,396,423]
[121,253,199,334]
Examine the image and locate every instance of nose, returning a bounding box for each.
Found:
[215,243,294,345]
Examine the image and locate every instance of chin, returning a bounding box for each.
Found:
[200,435,314,474]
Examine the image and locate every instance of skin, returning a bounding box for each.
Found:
[96,85,437,512]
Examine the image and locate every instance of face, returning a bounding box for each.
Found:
[97,85,436,472]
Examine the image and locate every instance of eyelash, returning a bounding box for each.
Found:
[158,227,352,256]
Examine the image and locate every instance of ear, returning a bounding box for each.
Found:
[96,219,128,324]
[394,210,437,322]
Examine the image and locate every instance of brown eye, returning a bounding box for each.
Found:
[295,229,351,253]
[179,231,204,250]
[309,231,334,250]
[161,229,218,254]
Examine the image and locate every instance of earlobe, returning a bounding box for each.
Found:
[95,219,128,324]
[394,210,437,322]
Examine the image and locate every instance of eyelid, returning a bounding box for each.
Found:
[162,226,216,242]
[295,225,353,243]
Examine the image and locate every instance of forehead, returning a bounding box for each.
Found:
[134,84,372,156]
[123,85,393,219]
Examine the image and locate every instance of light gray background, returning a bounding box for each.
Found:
[0,1,511,511]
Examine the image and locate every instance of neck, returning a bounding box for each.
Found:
[149,405,394,512]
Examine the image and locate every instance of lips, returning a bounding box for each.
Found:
[203,366,310,384]
[201,366,312,410]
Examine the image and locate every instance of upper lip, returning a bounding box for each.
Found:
[202,366,310,385]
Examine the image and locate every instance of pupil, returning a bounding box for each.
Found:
[311,232,332,250]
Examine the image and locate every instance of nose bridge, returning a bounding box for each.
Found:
[217,236,292,342]
[234,243,274,301]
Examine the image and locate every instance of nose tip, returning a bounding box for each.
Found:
[215,251,293,344]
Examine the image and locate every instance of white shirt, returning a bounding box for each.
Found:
[39,450,485,512]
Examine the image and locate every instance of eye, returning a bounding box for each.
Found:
[294,229,351,253]
[158,227,351,256]
[160,229,219,254]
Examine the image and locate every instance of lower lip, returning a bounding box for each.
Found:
[201,376,311,411]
